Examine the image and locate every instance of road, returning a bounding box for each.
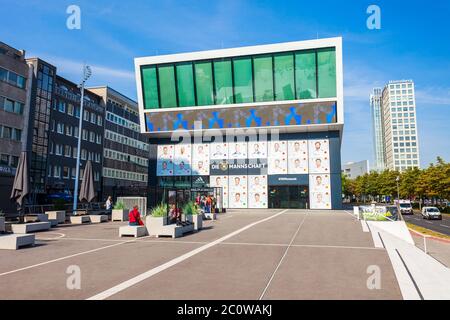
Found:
[403,212,450,236]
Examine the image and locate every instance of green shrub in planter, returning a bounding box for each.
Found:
[114,201,125,210]
[183,202,198,216]
[151,203,168,217]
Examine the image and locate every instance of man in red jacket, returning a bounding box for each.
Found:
[129,205,144,226]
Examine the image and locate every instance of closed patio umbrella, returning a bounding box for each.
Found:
[79,160,95,203]
[10,151,30,219]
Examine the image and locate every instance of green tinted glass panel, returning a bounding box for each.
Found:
[141,66,159,109]
[233,57,253,103]
[295,51,317,99]
[214,59,233,104]
[176,63,195,107]
[317,48,337,98]
[158,65,177,108]
[253,55,274,102]
[274,53,295,101]
[195,61,214,106]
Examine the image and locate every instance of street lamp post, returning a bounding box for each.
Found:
[72,65,92,212]
[396,176,400,201]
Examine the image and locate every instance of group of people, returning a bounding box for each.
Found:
[195,194,216,214]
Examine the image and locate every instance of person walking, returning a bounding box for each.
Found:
[105,196,113,212]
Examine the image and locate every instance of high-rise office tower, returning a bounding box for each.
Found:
[380,80,420,172]
[370,88,384,170]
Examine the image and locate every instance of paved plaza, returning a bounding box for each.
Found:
[0,209,402,300]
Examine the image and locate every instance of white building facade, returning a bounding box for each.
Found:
[381,80,420,172]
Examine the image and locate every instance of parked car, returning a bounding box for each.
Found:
[421,207,442,220]
[398,200,413,215]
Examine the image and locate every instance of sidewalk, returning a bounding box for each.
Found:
[368,222,450,300]
[410,232,450,268]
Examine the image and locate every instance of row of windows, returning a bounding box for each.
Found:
[141,48,337,109]
[389,83,413,89]
[48,165,100,181]
[105,130,150,152]
[393,137,417,142]
[395,152,418,159]
[0,125,21,141]
[395,160,419,165]
[54,100,104,126]
[391,100,414,107]
[0,67,26,89]
[0,96,24,115]
[106,111,139,132]
[103,148,149,167]
[103,167,147,183]
[49,142,101,163]
[0,154,19,167]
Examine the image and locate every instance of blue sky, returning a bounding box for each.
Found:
[1,0,449,168]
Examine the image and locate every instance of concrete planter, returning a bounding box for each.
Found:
[186,214,203,231]
[112,209,129,222]
[45,211,66,224]
[145,215,168,237]
[0,217,5,233]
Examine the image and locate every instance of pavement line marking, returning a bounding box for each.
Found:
[220,241,383,250]
[87,209,290,300]
[0,236,152,278]
[440,224,450,229]
[361,220,370,232]
[258,212,308,300]
[35,232,66,240]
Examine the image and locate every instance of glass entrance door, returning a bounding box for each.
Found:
[269,186,309,209]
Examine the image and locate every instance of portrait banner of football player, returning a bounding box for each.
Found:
[228,142,248,160]
[210,142,228,160]
[309,174,331,193]
[248,141,267,159]
[174,144,192,176]
[158,145,174,160]
[210,175,229,208]
[288,140,308,174]
[228,175,247,208]
[308,156,330,174]
[157,159,174,176]
[310,191,331,210]
[268,141,287,175]
[308,139,329,158]
[248,175,268,208]
[192,144,210,176]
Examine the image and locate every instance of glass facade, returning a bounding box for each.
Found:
[141,48,336,109]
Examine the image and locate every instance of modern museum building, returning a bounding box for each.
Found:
[134,37,344,210]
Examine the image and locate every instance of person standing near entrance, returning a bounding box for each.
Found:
[105,196,113,212]
[206,195,212,213]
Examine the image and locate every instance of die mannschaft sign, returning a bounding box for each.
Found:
[210,159,268,175]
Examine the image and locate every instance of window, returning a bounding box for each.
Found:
[55,144,63,155]
[54,166,61,178]
[317,48,337,98]
[97,115,103,126]
[2,126,12,139]
[74,126,79,138]
[65,125,72,136]
[4,98,14,112]
[57,123,64,134]
[82,129,88,141]
[10,156,19,167]
[96,134,102,144]
[274,53,295,101]
[253,55,273,102]
[233,57,253,103]
[214,59,233,105]
[195,61,214,106]
[67,104,74,115]
[176,62,195,107]
[90,113,96,124]
[63,166,70,179]
[158,65,177,108]
[141,66,159,109]
[58,101,65,113]
[0,154,9,165]
[64,145,71,157]
[81,149,87,160]
[295,51,317,99]
[83,110,89,121]
[89,131,95,143]
[73,147,78,158]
